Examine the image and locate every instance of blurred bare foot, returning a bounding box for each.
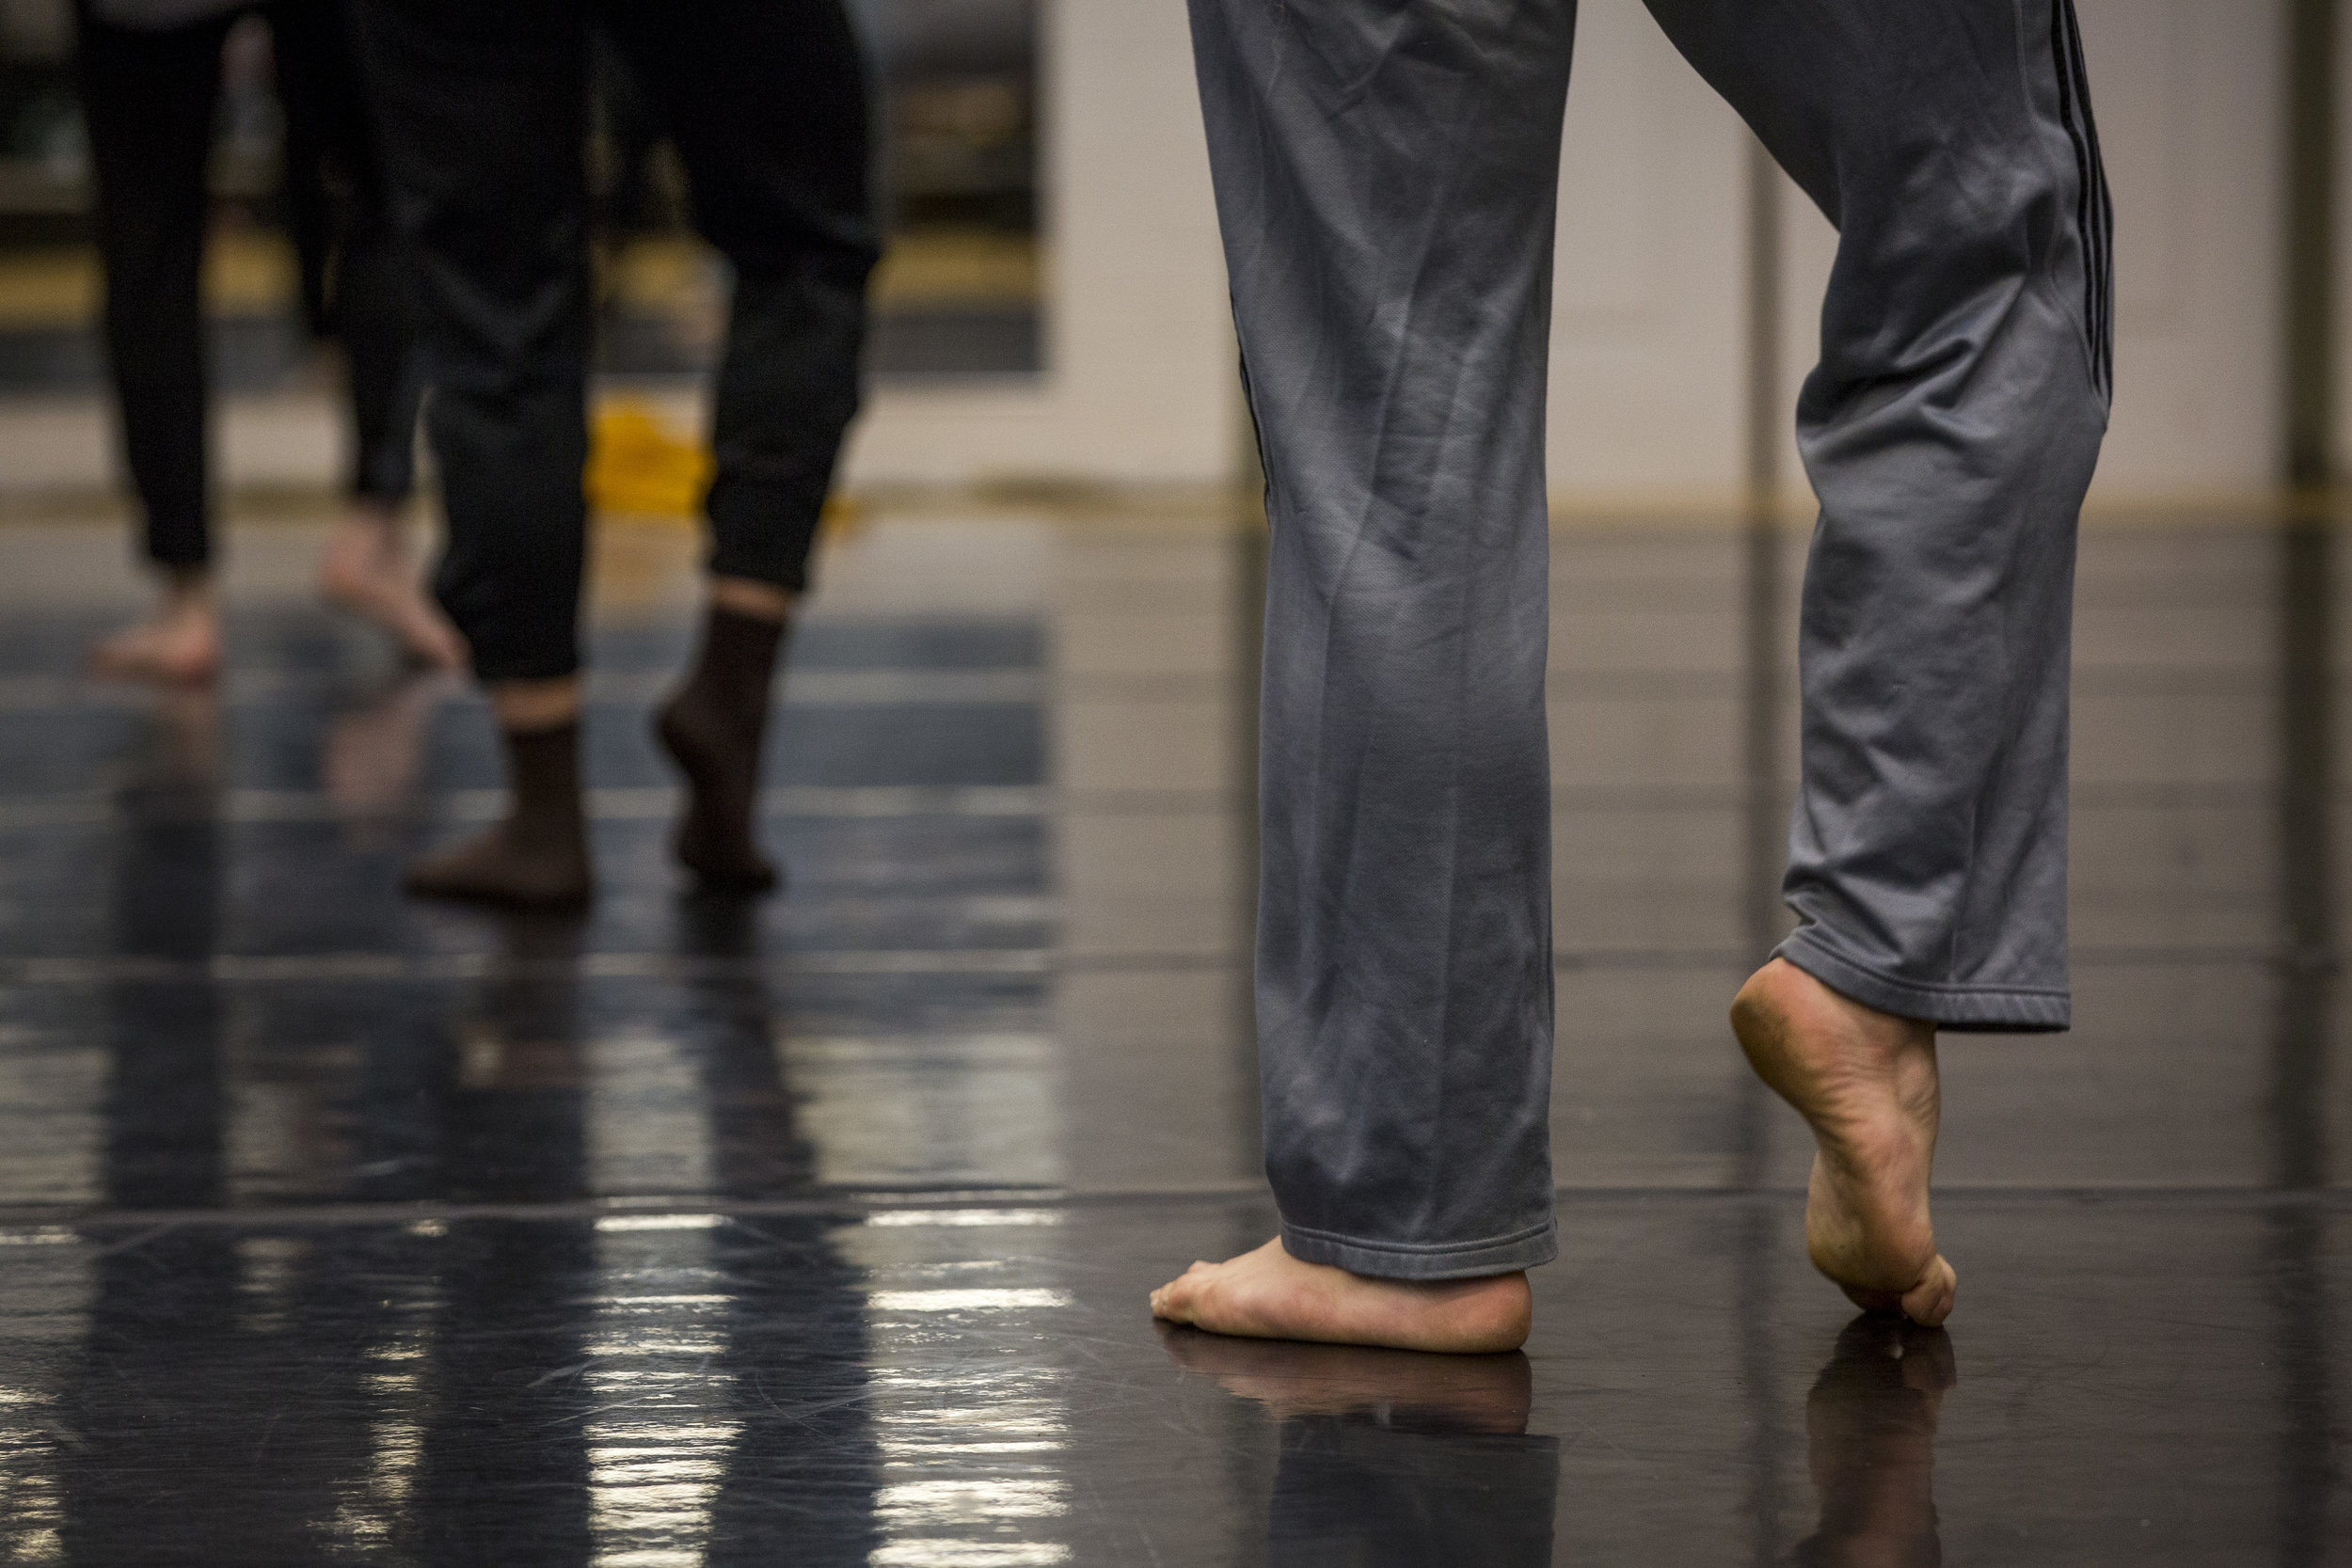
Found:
[1732,958,1957,1326]
[320,503,467,671]
[325,670,454,820]
[1150,1237,1531,1354]
[89,576,220,686]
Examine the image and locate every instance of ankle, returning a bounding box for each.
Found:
[158,567,215,616]
[491,676,583,732]
[675,607,786,721]
[707,575,793,624]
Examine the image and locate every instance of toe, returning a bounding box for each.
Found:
[1900,1257,1957,1328]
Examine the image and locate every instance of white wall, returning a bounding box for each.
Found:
[1546,0,1749,503]
[840,0,1237,490]
[2077,0,2286,499]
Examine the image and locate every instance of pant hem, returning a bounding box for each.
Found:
[1775,930,2070,1033]
[1280,1216,1557,1280]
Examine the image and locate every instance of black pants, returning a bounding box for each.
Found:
[355,0,879,683]
[74,0,421,572]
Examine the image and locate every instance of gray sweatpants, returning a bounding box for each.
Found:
[1187,0,2112,1278]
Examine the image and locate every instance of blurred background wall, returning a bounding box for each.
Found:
[0,0,2328,510]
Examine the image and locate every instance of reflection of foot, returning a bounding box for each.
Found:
[1150,1237,1532,1354]
[1732,958,1956,1325]
[1796,1316,1954,1568]
[319,508,468,671]
[150,687,223,788]
[1157,1323,1533,1433]
[89,603,221,686]
[325,671,454,818]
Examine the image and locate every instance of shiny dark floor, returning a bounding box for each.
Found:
[0,511,2344,1565]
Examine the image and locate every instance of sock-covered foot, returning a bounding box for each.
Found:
[1731,958,1957,1326]
[404,721,592,909]
[656,606,785,894]
[319,507,468,671]
[90,596,221,686]
[1150,1237,1531,1354]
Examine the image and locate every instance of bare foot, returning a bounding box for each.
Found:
[320,504,467,671]
[1150,1237,1531,1354]
[89,579,220,685]
[1731,958,1957,1326]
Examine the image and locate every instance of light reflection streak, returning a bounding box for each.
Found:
[854,1225,1076,1568]
[866,1211,1064,1228]
[585,1227,740,1568]
[331,1263,437,1544]
[878,1478,1070,1522]
[0,1230,75,1247]
[866,1290,1072,1313]
[868,1544,1073,1567]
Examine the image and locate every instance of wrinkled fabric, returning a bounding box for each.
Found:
[1187,0,2110,1278]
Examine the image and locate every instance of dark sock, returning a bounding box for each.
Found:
[657,606,785,893]
[403,721,593,909]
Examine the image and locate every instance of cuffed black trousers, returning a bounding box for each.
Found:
[75,0,421,571]
[1189,0,2113,1277]
[354,0,880,683]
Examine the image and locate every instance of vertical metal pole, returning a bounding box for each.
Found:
[1741,142,1788,969]
[2274,9,2335,1562]
[2287,0,2338,488]
[1737,135,1790,1568]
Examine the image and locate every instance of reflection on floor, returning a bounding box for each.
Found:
[0,507,2343,1563]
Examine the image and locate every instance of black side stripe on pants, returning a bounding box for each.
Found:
[2051,0,2115,400]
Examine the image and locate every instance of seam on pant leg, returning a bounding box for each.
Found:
[1775,928,2070,1031]
[1279,1215,1558,1281]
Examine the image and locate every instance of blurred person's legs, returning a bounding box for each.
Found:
[358,0,596,908]
[266,0,464,670]
[359,0,875,908]
[601,0,877,893]
[74,2,234,684]
[1152,0,2108,1350]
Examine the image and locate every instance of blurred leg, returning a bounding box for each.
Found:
[601,0,880,893]
[268,0,462,670]
[357,0,594,906]
[354,0,591,686]
[75,4,227,574]
[74,5,230,684]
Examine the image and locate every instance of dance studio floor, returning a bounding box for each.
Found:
[0,504,2343,1564]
